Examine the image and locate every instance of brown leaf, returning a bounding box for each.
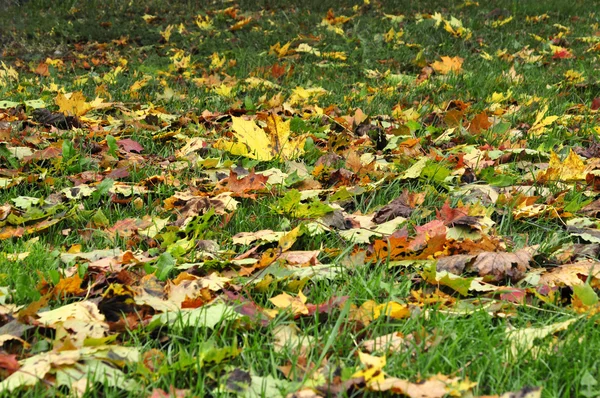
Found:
[362,332,405,353]
[34,62,50,77]
[217,170,268,196]
[315,377,365,397]
[444,109,464,127]
[539,260,600,287]
[143,349,166,373]
[305,295,349,316]
[467,249,532,282]
[468,112,492,134]
[106,218,153,239]
[436,202,470,225]
[580,198,600,217]
[373,192,414,224]
[22,146,63,163]
[436,254,476,275]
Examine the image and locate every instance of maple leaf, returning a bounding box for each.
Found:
[267,291,309,317]
[351,352,386,384]
[373,193,414,224]
[215,114,306,161]
[468,111,492,134]
[466,249,533,282]
[430,56,464,75]
[54,91,104,117]
[537,149,586,182]
[528,105,559,136]
[36,301,109,346]
[216,170,268,197]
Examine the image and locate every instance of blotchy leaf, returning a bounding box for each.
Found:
[436,254,476,275]
[36,301,109,346]
[539,260,600,287]
[467,249,532,282]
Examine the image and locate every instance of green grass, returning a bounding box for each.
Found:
[1,0,600,396]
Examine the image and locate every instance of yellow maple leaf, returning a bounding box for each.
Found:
[265,113,306,160]
[269,41,294,58]
[54,91,93,116]
[268,291,309,316]
[537,149,586,183]
[352,352,386,384]
[373,302,411,320]
[215,114,306,161]
[289,86,328,106]
[196,15,214,30]
[529,105,559,136]
[142,14,157,23]
[160,24,174,42]
[430,56,464,75]
[210,52,226,70]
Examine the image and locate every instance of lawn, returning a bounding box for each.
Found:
[0,0,600,396]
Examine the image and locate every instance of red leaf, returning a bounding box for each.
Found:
[552,49,573,59]
[592,97,600,111]
[0,353,20,375]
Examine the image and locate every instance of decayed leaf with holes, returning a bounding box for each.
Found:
[538,260,600,287]
[36,301,109,347]
[214,114,306,161]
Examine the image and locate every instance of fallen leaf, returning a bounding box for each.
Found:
[505,317,580,359]
[431,56,464,75]
[537,150,586,182]
[467,249,532,282]
[215,114,306,161]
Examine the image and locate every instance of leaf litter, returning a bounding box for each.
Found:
[0,0,599,396]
